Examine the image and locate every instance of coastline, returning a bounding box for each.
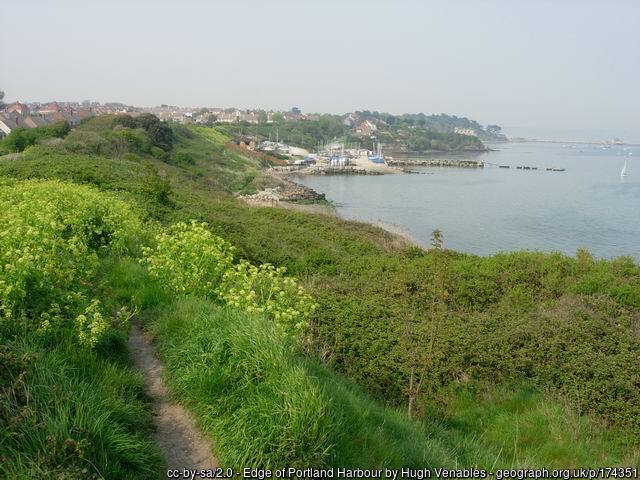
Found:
[240,175,420,249]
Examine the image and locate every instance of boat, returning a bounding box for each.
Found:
[621,161,628,177]
[369,143,385,164]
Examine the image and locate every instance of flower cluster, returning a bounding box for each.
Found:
[141,221,235,297]
[141,221,317,331]
[220,261,317,331]
[0,179,141,346]
[74,299,110,348]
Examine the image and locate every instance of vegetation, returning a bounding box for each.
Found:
[355,111,506,141]
[216,112,489,152]
[0,121,70,153]
[217,114,348,150]
[1,115,638,475]
[0,180,162,478]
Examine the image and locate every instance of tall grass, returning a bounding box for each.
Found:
[0,333,163,479]
[139,292,637,469]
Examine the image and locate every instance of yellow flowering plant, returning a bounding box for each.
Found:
[0,179,141,347]
[141,221,235,297]
[142,221,317,332]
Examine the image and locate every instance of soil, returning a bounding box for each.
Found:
[128,323,218,472]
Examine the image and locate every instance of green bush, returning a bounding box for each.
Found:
[141,221,317,332]
[0,179,141,346]
[0,121,70,152]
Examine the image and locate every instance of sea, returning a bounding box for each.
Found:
[293,140,640,260]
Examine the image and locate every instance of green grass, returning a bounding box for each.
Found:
[0,332,163,479]
[138,292,636,468]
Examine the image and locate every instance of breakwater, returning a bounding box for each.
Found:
[387,159,484,168]
[305,167,384,175]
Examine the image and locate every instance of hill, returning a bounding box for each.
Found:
[1,115,638,476]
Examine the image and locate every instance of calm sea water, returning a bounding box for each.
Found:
[294,142,640,259]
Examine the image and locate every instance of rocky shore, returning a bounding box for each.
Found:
[239,178,325,204]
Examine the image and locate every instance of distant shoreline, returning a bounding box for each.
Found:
[507,138,640,147]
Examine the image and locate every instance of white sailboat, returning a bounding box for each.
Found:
[620,160,628,177]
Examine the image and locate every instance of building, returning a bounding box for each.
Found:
[5,102,29,115]
[454,127,477,137]
[354,120,377,136]
[0,113,19,139]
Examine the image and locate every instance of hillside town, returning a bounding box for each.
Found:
[0,100,316,139]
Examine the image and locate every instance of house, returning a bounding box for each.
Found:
[0,113,19,139]
[354,120,377,136]
[43,111,81,127]
[20,115,49,129]
[454,127,477,137]
[5,102,29,115]
[343,113,358,127]
[37,102,61,115]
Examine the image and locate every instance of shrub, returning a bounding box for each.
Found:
[141,221,235,297]
[0,121,70,152]
[221,261,317,331]
[105,127,152,156]
[0,179,141,346]
[141,221,317,332]
[59,130,109,155]
[113,113,173,151]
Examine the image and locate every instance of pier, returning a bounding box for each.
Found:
[387,159,484,168]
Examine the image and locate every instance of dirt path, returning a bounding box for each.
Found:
[128,323,218,473]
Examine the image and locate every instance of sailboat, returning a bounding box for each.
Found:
[620,160,628,177]
[369,142,385,164]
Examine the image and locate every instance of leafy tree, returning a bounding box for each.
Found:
[113,113,173,151]
[0,89,5,109]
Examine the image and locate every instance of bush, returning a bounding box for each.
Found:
[0,121,70,152]
[141,221,317,332]
[105,127,152,156]
[0,179,141,346]
[150,145,167,160]
[113,114,173,151]
[142,221,235,297]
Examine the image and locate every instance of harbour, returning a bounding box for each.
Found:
[293,141,639,259]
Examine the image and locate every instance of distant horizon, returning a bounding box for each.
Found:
[2,1,639,135]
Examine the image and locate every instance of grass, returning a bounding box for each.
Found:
[96,255,635,468]
[0,331,163,479]
[137,291,637,468]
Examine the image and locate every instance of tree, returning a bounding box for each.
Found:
[486,124,502,135]
[113,113,173,151]
[0,89,5,109]
[271,112,284,124]
[403,229,448,420]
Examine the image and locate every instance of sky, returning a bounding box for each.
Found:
[1,0,639,136]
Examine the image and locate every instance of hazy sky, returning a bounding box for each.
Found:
[2,0,639,132]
